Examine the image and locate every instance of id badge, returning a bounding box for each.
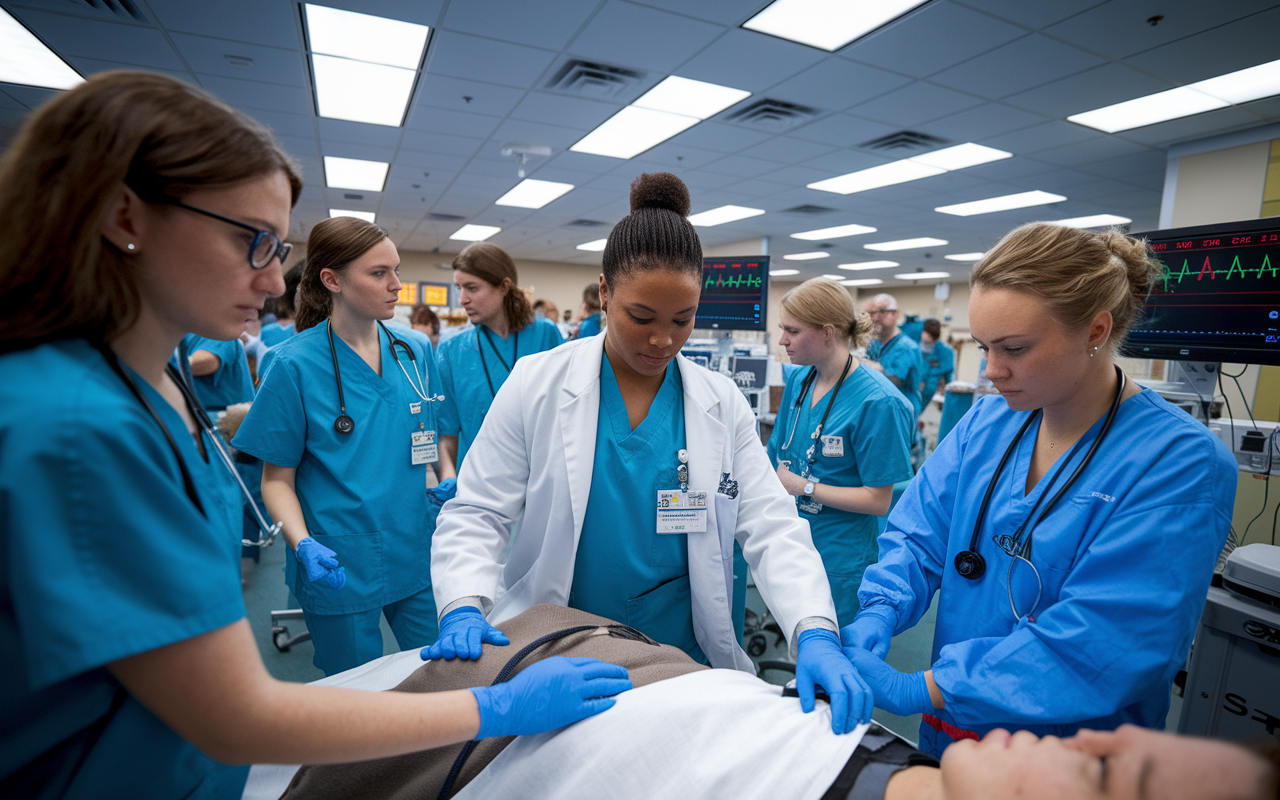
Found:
[656,489,707,533]
[821,435,844,457]
[411,429,438,465]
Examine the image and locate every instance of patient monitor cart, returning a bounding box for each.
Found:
[1178,544,1280,741]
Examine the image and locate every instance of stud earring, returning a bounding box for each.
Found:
[126,243,135,251]
[1090,345,1099,357]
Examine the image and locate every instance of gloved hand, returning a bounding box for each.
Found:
[794,628,872,735]
[840,604,897,658]
[470,656,633,739]
[420,606,510,661]
[843,646,935,717]
[295,537,345,589]
[426,477,457,509]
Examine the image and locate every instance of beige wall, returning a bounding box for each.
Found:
[1170,140,1271,228]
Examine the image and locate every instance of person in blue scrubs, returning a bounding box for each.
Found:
[259,263,302,348]
[436,242,563,469]
[919,318,955,403]
[864,293,926,417]
[234,217,453,677]
[577,282,603,338]
[840,223,1237,758]
[768,279,915,627]
[0,72,630,798]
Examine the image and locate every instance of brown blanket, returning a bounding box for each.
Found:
[281,604,708,799]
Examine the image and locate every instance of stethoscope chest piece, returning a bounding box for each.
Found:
[334,414,355,436]
[954,550,986,580]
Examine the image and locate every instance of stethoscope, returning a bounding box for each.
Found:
[779,354,853,479]
[327,320,441,435]
[954,364,1126,622]
[476,326,519,399]
[97,343,282,548]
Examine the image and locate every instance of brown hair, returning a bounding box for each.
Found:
[0,71,302,353]
[267,262,304,321]
[922,318,942,340]
[410,304,440,335]
[296,217,389,331]
[970,223,1163,351]
[582,283,601,313]
[451,242,533,331]
[780,278,873,349]
[602,172,702,287]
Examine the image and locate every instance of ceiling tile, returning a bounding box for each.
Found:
[952,0,1106,30]
[170,34,306,86]
[850,81,985,127]
[676,27,825,93]
[788,114,899,148]
[763,59,913,113]
[1125,6,1280,83]
[917,102,1047,143]
[627,0,763,25]
[440,0,597,48]
[491,118,587,150]
[406,107,502,139]
[930,34,1106,99]
[318,118,403,148]
[62,58,191,84]
[1108,107,1276,148]
[198,74,315,115]
[1044,0,1278,60]
[11,9,185,71]
[701,154,788,179]
[427,31,558,89]
[248,109,316,140]
[1003,62,1175,120]
[982,120,1100,155]
[146,0,302,47]
[669,120,773,153]
[508,92,617,130]
[1031,137,1155,170]
[394,148,469,171]
[737,137,836,165]
[414,75,526,118]
[622,141,726,171]
[400,130,485,157]
[320,140,398,163]
[843,1,1027,78]
[568,2,725,74]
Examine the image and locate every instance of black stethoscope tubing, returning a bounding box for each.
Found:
[477,326,519,399]
[954,364,1127,581]
[327,319,418,436]
[780,354,854,478]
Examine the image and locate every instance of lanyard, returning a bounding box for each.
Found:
[780,354,853,478]
[477,326,519,398]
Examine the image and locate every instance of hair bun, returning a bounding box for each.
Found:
[629,172,691,216]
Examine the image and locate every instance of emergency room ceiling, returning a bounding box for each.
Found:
[3,0,1280,287]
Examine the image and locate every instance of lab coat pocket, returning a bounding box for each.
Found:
[714,492,739,555]
[304,531,385,615]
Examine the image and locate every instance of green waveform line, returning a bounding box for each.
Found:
[1161,254,1277,291]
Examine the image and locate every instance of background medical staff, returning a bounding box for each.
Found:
[435,242,563,471]
[840,222,1237,758]
[234,217,450,676]
[259,262,302,348]
[427,172,873,736]
[0,72,627,799]
[577,282,602,338]
[919,318,955,402]
[864,293,926,417]
[768,279,915,627]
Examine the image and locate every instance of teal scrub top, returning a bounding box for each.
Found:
[569,355,704,663]
[767,362,914,626]
[867,333,926,416]
[435,317,563,467]
[260,321,296,348]
[233,322,442,615]
[1,340,249,799]
[578,313,602,338]
[182,334,255,412]
[921,341,955,397]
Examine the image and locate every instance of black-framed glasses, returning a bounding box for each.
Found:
[166,200,292,269]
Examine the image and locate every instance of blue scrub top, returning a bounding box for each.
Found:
[1,340,249,798]
[859,389,1236,756]
[569,355,704,662]
[181,334,255,412]
[867,333,925,416]
[767,362,914,626]
[234,322,443,616]
[435,317,563,467]
[260,321,296,348]
[578,313,602,338]
[920,341,955,397]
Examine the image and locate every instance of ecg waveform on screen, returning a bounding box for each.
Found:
[704,273,763,289]
[1158,254,1277,292]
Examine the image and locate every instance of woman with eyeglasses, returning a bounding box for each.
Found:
[0,71,628,799]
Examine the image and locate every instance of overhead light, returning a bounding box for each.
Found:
[450,224,500,241]
[742,0,929,52]
[577,239,608,251]
[324,156,389,191]
[571,76,749,159]
[304,4,430,127]
[841,278,884,287]
[329,209,376,223]
[1069,58,1280,133]
[791,223,877,240]
[769,269,800,276]
[865,238,948,251]
[935,191,1066,216]
[839,260,899,270]
[821,274,847,280]
[783,252,830,261]
[944,253,985,262]
[809,142,1011,195]
[495,178,574,209]
[687,205,765,227]
[1045,214,1132,228]
[894,271,951,280]
[0,6,82,89]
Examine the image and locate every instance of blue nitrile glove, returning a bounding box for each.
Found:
[470,656,632,739]
[420,606,510,661]
[295,537,345,589]
[844,646,935,717]
[426,477,457,509]
[840,604,897,658]
[795,628,873,735]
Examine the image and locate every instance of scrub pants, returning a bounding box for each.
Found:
[303,585,439,676]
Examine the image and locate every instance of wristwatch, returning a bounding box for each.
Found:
[803,482,815,496]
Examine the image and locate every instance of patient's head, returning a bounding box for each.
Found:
[939,725,1276,800]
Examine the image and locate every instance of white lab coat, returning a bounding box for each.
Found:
[431,335,839,671]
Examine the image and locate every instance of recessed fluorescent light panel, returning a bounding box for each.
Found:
[791,223,877,240]
[577,239,608,252]
[329,209,376,223]
[323,156,390,191]
[894,271,951,280]
[839,260,899,270]
[495,179,574,209]
[769,269,800,276]
[783,252,830,261]
[944,253,985,262]
[809,143,1011,195]
[842,278,884,287]
[1069,58,1280,133]
[822,274,847,280]
[1045,214,1132,229]
[0,7,82,89]
[450,224,501,241]
[935,190,1066,217]
[865,238,947,252]
[686,205,765,227]
[571,76,749,159]
[304,4,430,127]
[743,0,929,52]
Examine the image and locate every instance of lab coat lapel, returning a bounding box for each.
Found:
[558,336,604,541]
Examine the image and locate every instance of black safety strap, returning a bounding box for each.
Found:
[820,724,938,800]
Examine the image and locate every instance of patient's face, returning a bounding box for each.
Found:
[939,725,1271,800]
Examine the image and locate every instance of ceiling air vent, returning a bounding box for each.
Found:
[428,213,465,222]
[725,99,819,132]
[566,219,608,227]
[76,0,148,22]
[546,60,644,100]
[859,130,948,153]
[781,204,837,215]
